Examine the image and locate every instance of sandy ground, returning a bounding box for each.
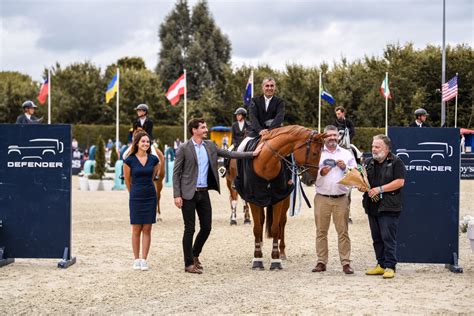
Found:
[1,177,473,314]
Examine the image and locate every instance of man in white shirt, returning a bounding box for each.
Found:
[312,125,357,274]
[237,77,285,151]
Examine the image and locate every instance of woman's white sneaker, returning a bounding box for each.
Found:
[133,259,141,270]
[140,259,149,271]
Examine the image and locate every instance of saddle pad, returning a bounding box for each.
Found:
[235,137,294,207]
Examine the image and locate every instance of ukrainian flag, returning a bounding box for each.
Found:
[106,74,118,103]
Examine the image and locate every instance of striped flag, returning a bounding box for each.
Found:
[442,75,458,102]
[380,75,391,99]
[38,78,49,104]
[166,74,186,105]
[106,74,118,103]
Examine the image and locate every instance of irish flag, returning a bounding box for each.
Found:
[166,74,186,105]
[380,75,392,99]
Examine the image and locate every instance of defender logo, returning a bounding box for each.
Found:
[396,142,454,173]
[396,142,453,163]
[8,138,64,160]
[7,138,64,168]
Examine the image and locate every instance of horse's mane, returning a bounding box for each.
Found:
[263,125,311,140]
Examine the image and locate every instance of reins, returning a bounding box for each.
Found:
[262,130,322,177]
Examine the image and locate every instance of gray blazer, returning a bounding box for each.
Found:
[173,139,253,200]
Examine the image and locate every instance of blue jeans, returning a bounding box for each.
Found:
[368,214,400,269]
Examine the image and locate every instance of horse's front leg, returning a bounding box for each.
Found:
[269,202,284,270]
[250,204,265,270]
[279,197,290,260]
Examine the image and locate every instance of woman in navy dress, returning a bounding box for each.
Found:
[124,131,160,271]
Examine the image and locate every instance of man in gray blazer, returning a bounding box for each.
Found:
[173,118,260,274]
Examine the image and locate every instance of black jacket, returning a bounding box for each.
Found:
[363,153,405,214]
[133,117,154,140]
[231,120,250,147]
[15,114,42,124]
[409,121,431,127]
[334,118,355,141]
[248,95,285,137]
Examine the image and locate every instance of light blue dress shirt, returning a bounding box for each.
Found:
[192,138,209,188]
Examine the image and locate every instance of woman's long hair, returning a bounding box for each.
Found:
[130,130,151,155]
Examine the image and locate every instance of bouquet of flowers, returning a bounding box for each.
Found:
[337,165,380,202]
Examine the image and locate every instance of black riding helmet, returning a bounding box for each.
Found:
[134,104,149,112]
[234,107,247,116]
[22,100,38,109]
[414,108,428,117]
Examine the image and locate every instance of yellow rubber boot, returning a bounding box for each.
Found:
[383,268,395,279]
[365,264,385,275]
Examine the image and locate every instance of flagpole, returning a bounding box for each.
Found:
[318,72,322,132]
[454,72,458,128]
[441,0,446,127]
[251,70,254,99]
[116,68,120,148]
[47,68,51,124]
[385,72,389,135]
[183,69,187,141]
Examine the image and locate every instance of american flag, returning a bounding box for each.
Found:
[442,75,458,102]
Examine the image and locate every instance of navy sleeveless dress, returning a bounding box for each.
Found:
[124,154,159,224]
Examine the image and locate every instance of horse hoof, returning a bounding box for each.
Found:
[244,219,251,225]
[270,259,283,270]
[252,259,265,270]
[230,220,237,226]
[280,254,287,260]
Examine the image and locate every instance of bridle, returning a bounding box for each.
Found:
[263,130,323,176]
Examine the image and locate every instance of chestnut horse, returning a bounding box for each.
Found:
[226,158,251,225]
[154,146,165,221]
[247,125,325,270]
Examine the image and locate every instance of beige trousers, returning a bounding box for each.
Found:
[314,194,351,266]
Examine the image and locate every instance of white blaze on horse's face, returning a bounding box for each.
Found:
[262,79,276,98]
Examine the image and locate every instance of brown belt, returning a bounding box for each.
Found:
[196,187,208,192]
[319,193,346,198]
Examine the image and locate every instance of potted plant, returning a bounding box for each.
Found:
[78,171,89,191]
[460,215,474,253]
[88,136,107,191]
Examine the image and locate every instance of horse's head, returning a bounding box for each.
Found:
[293,131,326,186]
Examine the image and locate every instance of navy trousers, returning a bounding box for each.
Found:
[368,214,400,269]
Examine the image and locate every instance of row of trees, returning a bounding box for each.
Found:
[0,0,472,128]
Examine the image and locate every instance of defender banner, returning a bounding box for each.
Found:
[0,124,72,260]
[389,127,460,264]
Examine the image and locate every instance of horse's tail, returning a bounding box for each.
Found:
[265,205,273,238]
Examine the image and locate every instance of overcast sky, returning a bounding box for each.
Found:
[1,0,472,81]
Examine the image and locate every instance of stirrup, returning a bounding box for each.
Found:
[218,166,227,177]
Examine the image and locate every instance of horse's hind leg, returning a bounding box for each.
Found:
[154,181,163,222]
[250,204,265,270]
[230,198,237,225]
[243,201,251,224]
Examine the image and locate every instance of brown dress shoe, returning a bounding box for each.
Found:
[343,264,354,274]
[185,265,202,274]
[311,262,326,272]
[193,257,203,270]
